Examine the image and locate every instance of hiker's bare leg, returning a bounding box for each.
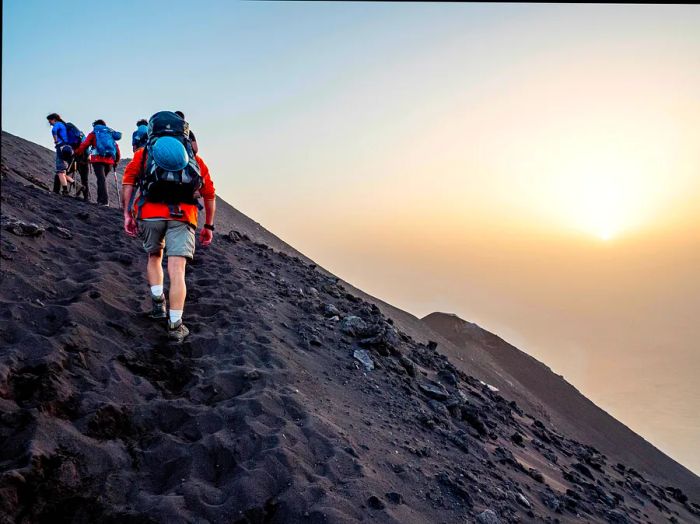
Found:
[167,256,187,311]
[57,170,68,186]
[147,251,164,288]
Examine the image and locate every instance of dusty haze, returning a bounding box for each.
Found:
[277,215,700,476]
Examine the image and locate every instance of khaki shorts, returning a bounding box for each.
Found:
[138,220,196,259]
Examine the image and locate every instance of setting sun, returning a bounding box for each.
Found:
[549,151,656,242]
[575,175,627,241]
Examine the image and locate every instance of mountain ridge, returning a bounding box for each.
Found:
[421,311,700,497]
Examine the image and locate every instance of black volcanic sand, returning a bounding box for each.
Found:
[2,175,699,523]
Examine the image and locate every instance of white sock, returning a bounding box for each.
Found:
[150,285,164,298]
[169,309,183,325]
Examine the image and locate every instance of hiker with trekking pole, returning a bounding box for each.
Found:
[46,113,79,196]
[75,120,122,206]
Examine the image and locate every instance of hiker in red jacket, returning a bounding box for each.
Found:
[75,119,122,206]
[122,111,216,342]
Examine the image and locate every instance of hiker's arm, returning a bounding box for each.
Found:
[199,198,216,246]
[122,184,137,237]
[122,184,134,212]
[74,133,92,156]
[204,198,216,228]
[121,153,142,237]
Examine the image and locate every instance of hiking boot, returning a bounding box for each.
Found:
[149,294,167,319]
[168,319,189,342]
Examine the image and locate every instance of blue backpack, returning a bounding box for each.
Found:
[138,111,201,209]
[65,122,85,147]
[132,124,148,150]
[94,124,121,158]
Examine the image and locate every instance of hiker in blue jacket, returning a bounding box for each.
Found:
[46,113,76,196]
[75,119,122,206]
[132,119,148,153]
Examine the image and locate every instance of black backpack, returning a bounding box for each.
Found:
[138,111,202,206]
[65,122,85,147]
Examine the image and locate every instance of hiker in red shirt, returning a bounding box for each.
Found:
[75,119,122,206]
[121,111,216,342]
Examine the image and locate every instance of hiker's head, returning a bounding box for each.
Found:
[92,119,106,127]
[46,113,63,124]
[136,119,148,127]
[174,111,185,119]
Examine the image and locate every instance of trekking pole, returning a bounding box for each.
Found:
[67,158,77,193]
[114,169,122,208]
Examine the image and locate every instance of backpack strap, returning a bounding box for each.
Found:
[134,148,149,220]
[168,205,184,218]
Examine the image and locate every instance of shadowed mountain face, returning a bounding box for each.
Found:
[421,313,700,498]
[1,131,698,523]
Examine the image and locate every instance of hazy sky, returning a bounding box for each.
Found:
[3,2,699,473]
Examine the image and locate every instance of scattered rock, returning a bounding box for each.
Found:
[427,340,438,351]
[528,468,544,483]
[480,380,499,393]
[223,229,250,243]
[476,509,501,524]
[339,315,368,336]
[436,472,473,506]
[572,461,594,479]
[360,321,401,355]
[515,493,531,509]
[244,370,261,380]
[428,400,450,419]
[386,492,403,504]
[48,225,72,239]
[323,304,340,317]
[2,217,44,237]
[399,356,416,377]
[418,382,449,401]
[511,432,524,446]
[437,369,457,386]
[353,349,374,371]
[605,509,630,523]
[666,486,688,504]
[461,405,487,436]
[540,491,560,511]
[367,495,385,510]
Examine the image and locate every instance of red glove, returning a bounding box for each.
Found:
[199,227,213,246]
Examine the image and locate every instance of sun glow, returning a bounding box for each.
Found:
[552,153,655,242]
[576,177,626,240]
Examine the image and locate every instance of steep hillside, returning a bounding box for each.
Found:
[0,131,466,365]
[422,312,700,500]
[1,131,698,523]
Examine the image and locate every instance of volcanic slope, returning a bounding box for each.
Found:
[1,132,699,523]
[6,131,700,502]
[421,312,700,501]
